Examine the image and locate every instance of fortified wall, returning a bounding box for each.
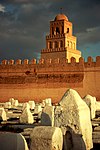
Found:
[0,56,100,103]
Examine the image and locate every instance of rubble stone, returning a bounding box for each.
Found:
[83,95,96,119]
[30,126,63,150]
[0,107,7,121]
[54,89,93,150]
[34,104,42,114]
[0,132,29,150]
[41,106,54,126]
[20,103,34,124]
[28,100,35,110]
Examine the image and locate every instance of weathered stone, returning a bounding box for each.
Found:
[96,101,100,110]
[54,89,93,150]
[83,95,96,119]
[0,132,29,150]
[41,106,54,126]
[42,98,52,107]
[9,98,19,107]
[28,100,35,110]
[4,102,11,109]
[30,126,63,150]
[22,102,30,111]
[63,129,86,150]
[0,107,7,121]
[34,104,42,114]
[20,103,34,124]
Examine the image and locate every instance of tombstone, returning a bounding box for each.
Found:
[42,98,52,107]
[83,95,96,119]
[34,104,42,114]
[0,132,29,150]
[9,98,18,107]
[20,103,34,124]
[95,101,100,111]
[4,102,11,109]
[22,102,30,111]
[0,108,7,121]
[30,126,63,150]
[41,106,54,126]
[54,89,93,150]
[63,129,86,150]
[28,101,35,110]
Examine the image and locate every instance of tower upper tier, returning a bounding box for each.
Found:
[54,13,68,21]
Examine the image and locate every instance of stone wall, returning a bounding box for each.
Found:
[0,56,100,102]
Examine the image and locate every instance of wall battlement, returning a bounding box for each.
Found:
[0,56,100,67]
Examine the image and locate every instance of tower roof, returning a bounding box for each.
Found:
[54,13,68,21]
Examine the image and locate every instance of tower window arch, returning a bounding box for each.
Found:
[52,27,54,35]
[67,28,69,33]
[49,41,52,49]
[55,41,58,48]
[56,27,60,34]
[60,40,63,47]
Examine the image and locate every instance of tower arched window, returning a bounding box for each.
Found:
[62,26,64,34]
[60,40,63,47]
[56,27,60,34]
[52,27,54,35]
[55,41,58,48]
[67,28,69,33]
[49,41,52,49]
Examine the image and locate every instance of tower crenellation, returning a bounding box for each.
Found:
[0,56,100,67]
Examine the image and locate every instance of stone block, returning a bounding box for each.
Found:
[34,104,42,114]
[0,132,29,150]
[96,101,100,111]
[83,95,96,119]
[9,98,19,107]
[42,98,52,107]
[30,126,63,150]
[4,102,11,109]
[0,107,7,121]
[54,89,93,150]
[20,103,34,124]
[41,106,54,126]
[28,100,35,110]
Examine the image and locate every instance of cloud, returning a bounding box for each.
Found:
[0,0,99,61]
[0,4,5,12]
[76,26,100,46]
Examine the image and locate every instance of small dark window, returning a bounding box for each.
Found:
[52,27,54,35]
[67,28,69,33]
[62,26,64,34]
[50,42,52,48]
[56,27,60,34]
[60,41,63,47]
[55,41,58,48]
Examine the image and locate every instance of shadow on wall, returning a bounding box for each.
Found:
[63,128,86,150]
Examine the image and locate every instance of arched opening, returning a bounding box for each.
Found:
[49,41,52,49]
[60,40,63,47]
[55,41,58,48]
[56,27,60,34]
[67,28,69,33]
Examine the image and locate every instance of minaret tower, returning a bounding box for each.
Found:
[41,13,81,62]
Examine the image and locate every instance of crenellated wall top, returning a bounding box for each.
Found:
[0,56,100,67]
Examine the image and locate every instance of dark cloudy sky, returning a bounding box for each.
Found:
[0,0,100,62]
